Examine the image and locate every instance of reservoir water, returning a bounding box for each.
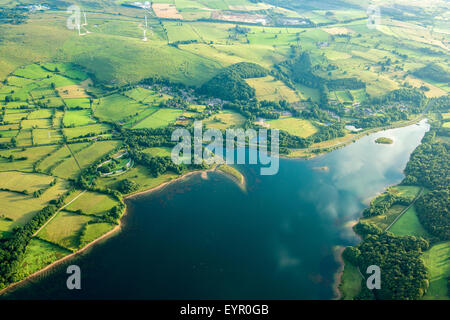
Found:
[5,120,429,299]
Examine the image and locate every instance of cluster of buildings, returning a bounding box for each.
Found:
[20,3,50,12]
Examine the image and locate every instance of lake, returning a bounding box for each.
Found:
[4,120,429,300]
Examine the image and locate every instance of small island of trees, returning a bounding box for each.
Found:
[375,137,394,144]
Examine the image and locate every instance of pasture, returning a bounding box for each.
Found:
[17,238,71,279]
[246,76,301,103]
[422,242,450,300]
[0,179,69,232]
[0,145,57,172]
[38,210,94,250]
[32,129,63,145]
[204,111,246,130]
[0,171,54,193]
[95,94,147,122]
[63,123,111,140]
[389,206,429,238]
[37,143,89,173]
[64,98,91,109]
[133,108,183,129]
[266,117,318,138]
[63,110,96,127]
[65,191,119,216]
[52,140,121,179]
[80,223,115,248]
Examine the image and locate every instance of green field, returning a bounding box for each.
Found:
[0,171,54,193]
[52,141,121,179]
[142,147,173,158]
[246,76,301,103]
[64,98,92,109]
[63,124,111,140]
[204,111,246,130]
[133,108,183,129]
[95,94,148,122]
[63,110,96,127]
[37,143,89,173]
[38,210,94,251]
[0,145,57,172]
[422,242,450,300]
[267,117,318,138]
[389,206,430,238]
[65,191,119,216]
[17,238,71,279]
[0,179,69,233]
[80,223,115,248]
[339,258,362,300]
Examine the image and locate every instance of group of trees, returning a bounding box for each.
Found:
[199,62,268,102]
[344,232,430,300]
[415,189,449,241]
[130,150,184,177]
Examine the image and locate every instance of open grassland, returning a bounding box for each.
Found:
[124,87,169,104]
[142,147,173,158]
[0,180,69,233]
[21,119,52,130]
[63,110,96,127]
[65,191,119,216]
[38,211,94,251]
[246,76,301,103]
[16,130,32,146]
[133,108,183,129]
[63,124,111,140]
[0,171,53,193]
[267,117,318,138]
[32,129,63,145]
[52,141,121,179]
[389,206,430,238]
[204,111,246,130]
[0,145,57,172]
[13,64,53,80]
[339,258,362,300]
[37,143,89,173]
[422,242,450,300]
[80,222,115,248]
[95,94,148,122]
[16,238,71,280]
[28,109,53,119]
[64,98,92,109]
[165,21,200,43]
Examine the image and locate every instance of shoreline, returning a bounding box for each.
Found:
[332,246,345,300]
